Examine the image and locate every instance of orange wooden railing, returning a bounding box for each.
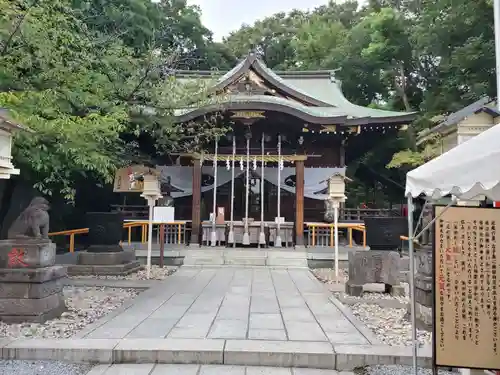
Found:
[49,221,187,253]
[305,222,366,248]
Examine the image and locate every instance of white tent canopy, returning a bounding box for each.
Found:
[405,123,500,201]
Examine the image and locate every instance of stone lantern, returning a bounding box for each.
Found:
[141,170,162,279]
[0,109,32,179]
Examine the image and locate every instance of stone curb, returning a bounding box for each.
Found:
[328,296,383,346]
[63,278,162,290]
[336,295,409,310]
[0,338,432,370]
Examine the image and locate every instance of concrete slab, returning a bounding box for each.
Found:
[246,367,292,375]
[101,363,155,375]
[248,329,287,341]
[198,365,246,375]
[150,364,200,375]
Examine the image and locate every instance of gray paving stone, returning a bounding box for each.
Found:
[281,308,315,322]
[102,363,155,375]
[314,317,359,333]
[246,367,292,375]
[208,319,248,339]
[325,332,369,345]
[285,322,327,341]
[125,318,177,339]
[217,307,249,320]
[167,326,210,339]
[150,364,200,375]
[248,329,287,340]
[198,365,246,375]
[176,313,216,328]
[249,314,284,330]
[85,327,133,339]
[149,304,190,320]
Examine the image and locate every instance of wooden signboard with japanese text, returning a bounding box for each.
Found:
[434,206,500,370]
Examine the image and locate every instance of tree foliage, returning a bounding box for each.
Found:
[224,0,496,174]
[0,0,231,201]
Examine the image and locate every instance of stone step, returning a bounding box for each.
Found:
[0,338,433,371]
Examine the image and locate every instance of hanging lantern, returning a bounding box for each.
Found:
[226,157,231,170]
[240,157,244,170]
[252,157,257,171]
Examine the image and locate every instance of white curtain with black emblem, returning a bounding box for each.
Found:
[157,166,244,198]
[254,167,346,200]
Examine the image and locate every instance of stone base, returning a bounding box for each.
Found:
[86,244,123,253]
[67,262,142,276]
[68,250,142,276]
[0,265,67,324]
[0,239,56,268]
[345,282,405,297]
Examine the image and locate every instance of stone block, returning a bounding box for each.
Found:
[78,251,135,266]
[0,265,66,283]
[67,262,142,276]
[415,247,433,276]
[390,285,405,297]
[333,344,431,371]
[3,338,117,363]
[415,287,433,307]
[348,251,401,286]
[344,283,363,297]
[0,292,65,316]
[223,340,336,369]
[151,364,200,375]
[113,338,224,364]
[0,277,64,299]
[0,240,56,268]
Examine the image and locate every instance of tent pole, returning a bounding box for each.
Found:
[210,137,218,247]
[494,0,500,110]
[407,195,418,375]
[228,136,236,247]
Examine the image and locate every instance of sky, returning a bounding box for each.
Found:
[187,0,331,41]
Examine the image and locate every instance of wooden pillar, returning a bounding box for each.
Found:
[339,139,346,167]
[295,159,305,247]
[190,159,202,245]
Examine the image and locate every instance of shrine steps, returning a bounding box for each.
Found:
[182,249,308,268]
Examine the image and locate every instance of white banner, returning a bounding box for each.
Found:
[157,166,243,198]
[157,166,345,200]
[255,167,346,200]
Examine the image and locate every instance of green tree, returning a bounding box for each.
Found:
[0,0,221,201]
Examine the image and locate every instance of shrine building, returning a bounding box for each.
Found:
[114,53,417,248]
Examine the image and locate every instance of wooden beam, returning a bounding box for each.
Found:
[295,159,305,247]
[190,160,202,245]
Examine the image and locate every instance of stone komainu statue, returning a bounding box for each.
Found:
[7,197,50,239]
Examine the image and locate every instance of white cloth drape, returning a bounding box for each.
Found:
[157,166,243,198]
[254,167,346,200]
[158,166,345,200]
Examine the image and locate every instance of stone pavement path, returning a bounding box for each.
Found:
[87,364,356,375]
[80,267,373,345]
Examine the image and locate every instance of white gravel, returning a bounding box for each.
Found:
[0,360,93,375]
[313,268,431,347]
[70,265,178,280]
[0,286,139,339]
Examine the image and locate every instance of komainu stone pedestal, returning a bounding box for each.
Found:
[0,239,67,323]
[345,250,404,297]
[67,249,142,276]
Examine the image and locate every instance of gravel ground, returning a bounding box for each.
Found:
[0,286,139,339]
[357,365,455,374]
[70,265,178,280]
[0,361,93,375]
[313,268,431,347]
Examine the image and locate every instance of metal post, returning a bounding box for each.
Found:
[243,135,251,245]
[210,137,219,247]
[407,195,418,375]
[147,198,154,279]
[494,0,500,110]
[228,136,236,247]
[334,201,339,282]
[259,133,266,247]
[275,134,282,247]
